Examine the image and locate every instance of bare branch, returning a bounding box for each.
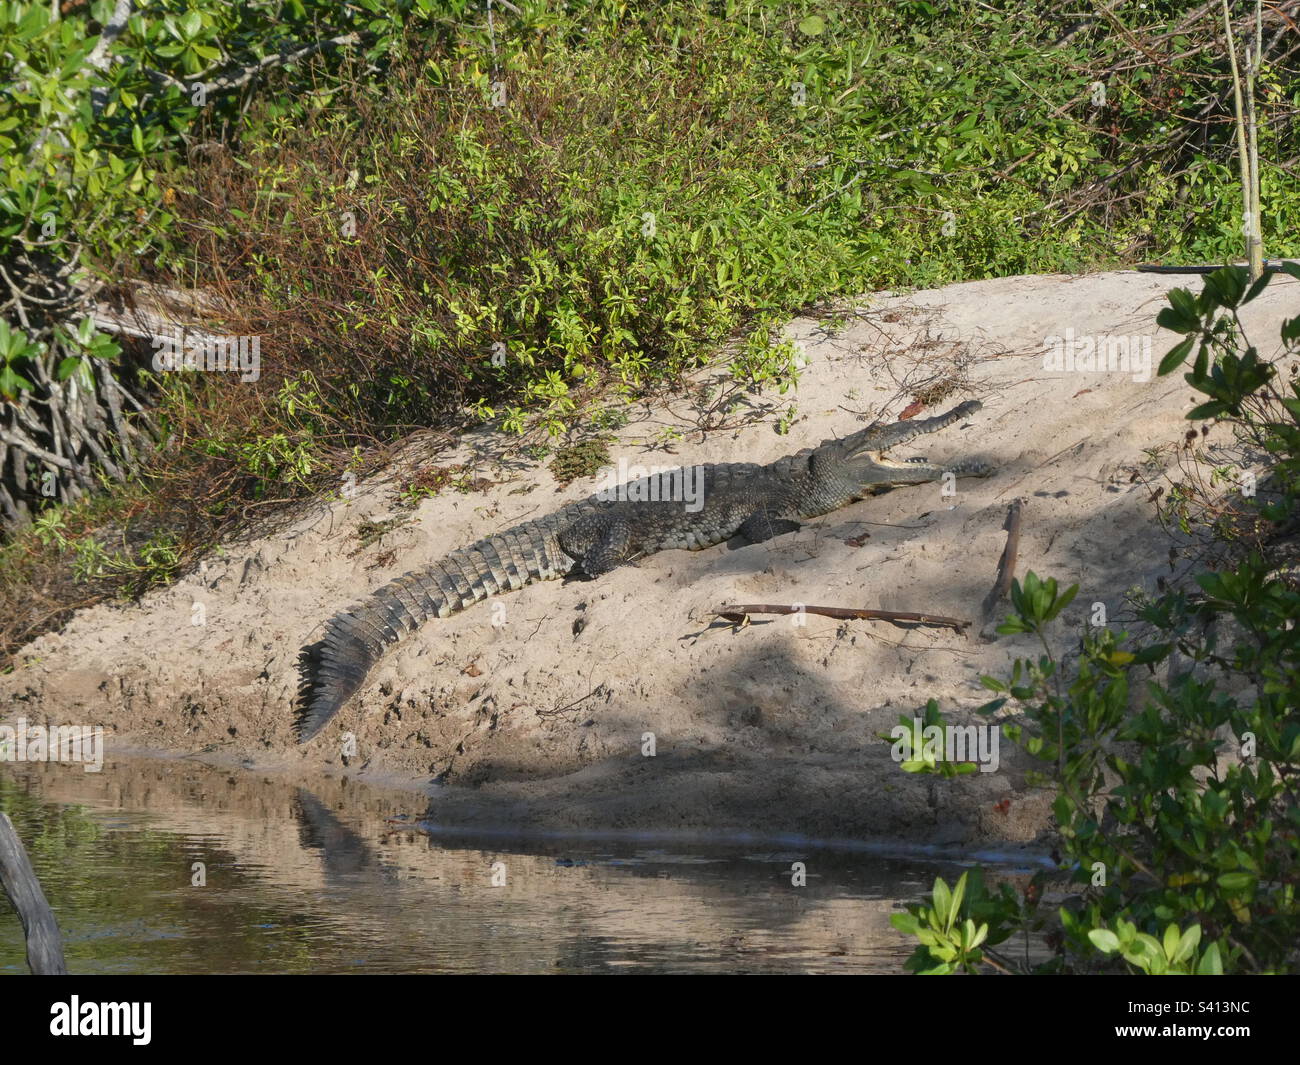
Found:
[145,32,362,97]
[715,604,970,633]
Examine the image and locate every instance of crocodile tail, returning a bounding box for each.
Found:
[299,604,403,743]
[297,520,570,742]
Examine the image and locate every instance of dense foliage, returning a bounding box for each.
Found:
[896,267,1300,974]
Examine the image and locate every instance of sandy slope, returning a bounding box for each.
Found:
[4,270,1295,846]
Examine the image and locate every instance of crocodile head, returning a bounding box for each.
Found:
[814,399,992,497]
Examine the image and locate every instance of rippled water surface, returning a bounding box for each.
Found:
[0,759,1040,974]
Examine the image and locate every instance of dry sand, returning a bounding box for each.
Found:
[5,270,1295,848]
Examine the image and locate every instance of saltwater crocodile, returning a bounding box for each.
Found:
[298,399,991,741]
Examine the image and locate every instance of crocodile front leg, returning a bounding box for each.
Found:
[558,512,634,576]
[737,510,802,543]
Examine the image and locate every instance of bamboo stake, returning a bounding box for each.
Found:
[1246,0,1263,279]
[1221,0,1264,280]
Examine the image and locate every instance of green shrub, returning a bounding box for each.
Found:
[895,267,1300,974]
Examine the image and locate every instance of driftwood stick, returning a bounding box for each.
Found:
[0,813,67,975]
[716,604,970,633]
[982,499,1024,622]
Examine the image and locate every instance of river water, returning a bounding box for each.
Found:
[0,757,1045,974]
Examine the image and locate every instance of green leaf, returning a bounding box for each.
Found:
[1242,270,1273,305]
[1171,924,1201,965]
[1157,288,1200,334]
[1088,929,1120,953]
[1204,266,1247,309]
[1044,582,1078,621]
[933,877,952,921]
[1157,335,1195,376]
[0,365,33,397]
[1196,942,1223,975]
[1162,922,1180,960]
[1216,871,1255,893]
[949,872,967,923]
[1186,400,1227,421]
[1130,643,1172,665]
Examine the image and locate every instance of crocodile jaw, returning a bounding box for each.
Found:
[863,449,927,470]
[858,449,948,480]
